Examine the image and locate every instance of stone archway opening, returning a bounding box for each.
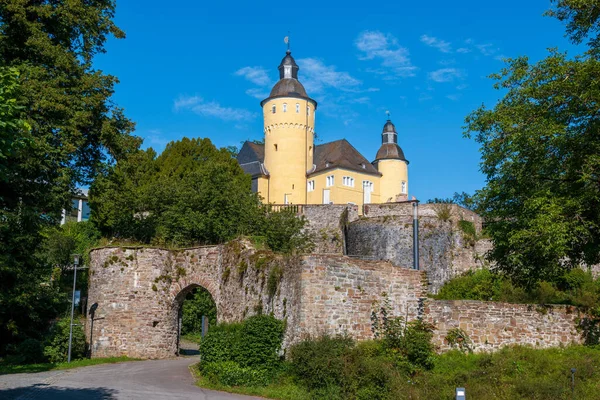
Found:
[174,284,217,356]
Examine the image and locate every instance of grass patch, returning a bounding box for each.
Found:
[0,356,138,375]
[192,365,309,400]
[193,344,600,400]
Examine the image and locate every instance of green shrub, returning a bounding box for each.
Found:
[202,361,271,387]
[262,210,313,254]
[199,323,242,366]
[289,335,354,390]
[8,338,46,364]
[43,318,86,363]
[199,315,285,373]
[236,315,285,369]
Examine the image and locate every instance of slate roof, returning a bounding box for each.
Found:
[237,142,268,178]
[236,139,382,178]
[311,139,381,177]
[375,143,408,162]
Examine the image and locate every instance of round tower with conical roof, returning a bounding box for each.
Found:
[373,119,409,202]
[261,50,317,204]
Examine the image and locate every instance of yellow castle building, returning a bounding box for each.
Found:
[237,49,409,207]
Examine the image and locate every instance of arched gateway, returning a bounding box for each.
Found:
[87,239,427,359]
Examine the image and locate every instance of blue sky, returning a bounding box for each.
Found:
[95,0,576,201]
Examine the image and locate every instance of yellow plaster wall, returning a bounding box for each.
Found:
[377,160,408,202]
[306,168,381,207]
[263,98,316,204]
[256,176,269,202]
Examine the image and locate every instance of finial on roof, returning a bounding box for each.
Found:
[386,110,391,120]
[284,34,290,53]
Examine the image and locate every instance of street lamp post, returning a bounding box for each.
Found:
[67,254,81,363]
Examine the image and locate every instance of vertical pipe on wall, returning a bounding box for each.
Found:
[412,201,420,270]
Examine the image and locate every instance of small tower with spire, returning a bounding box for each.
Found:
[373,116,409,202]
[260,43,317,204]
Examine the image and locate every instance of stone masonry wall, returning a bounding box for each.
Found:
[297,256,427,342]
[346,215,490,293]
[87,240,302,359]
[301,205,359,254]
[423,300,583,352]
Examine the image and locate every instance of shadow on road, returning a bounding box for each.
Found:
[0,384,118,400]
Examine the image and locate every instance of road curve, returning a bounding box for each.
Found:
[0,357,262,400]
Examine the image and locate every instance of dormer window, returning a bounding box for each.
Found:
[361,163,366,169]
[272,105,276,113]
[283,103,287,113]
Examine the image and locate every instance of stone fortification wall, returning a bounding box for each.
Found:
[298,255,427,341]
[363,202,483,232]
[423,300,583,352]
[301,205,359,254]
[87,241,302,359]
[87,243,425,359]
[346,215,490,293]
[88,241,586,359]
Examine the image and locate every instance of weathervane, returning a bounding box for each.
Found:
[386,110,391,120]
[284,33,290,52]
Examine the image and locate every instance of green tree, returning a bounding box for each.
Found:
[91,138,265,246]
[464,3,600,286]
[182,287,217,335]
[0,1,138,354]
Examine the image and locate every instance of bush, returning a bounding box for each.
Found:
[262,210,313,254]
[43,318,86,363]
[236,315,285,369]
[7,338,46,364]
[199,323,243,366]
[202,361,271,387]
[199,315,285,373]
[289,335,354,390]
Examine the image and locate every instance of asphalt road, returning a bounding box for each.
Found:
[0,357,262,400]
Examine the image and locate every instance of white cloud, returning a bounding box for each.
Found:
[245,88,269,99]
[297,58,362,93]
[234,66,272,86]
[420,34,452,53]
[174,95,254,121]
[456,47,471,54]
[476,43,497,56]
[446,94,461,101]
[428,68,465,83]
[355,31,417,78]
[456,84,469,90]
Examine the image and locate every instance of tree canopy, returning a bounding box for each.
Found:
[465,2,600,286]
[90,137,313,251]
[0,1,138,353]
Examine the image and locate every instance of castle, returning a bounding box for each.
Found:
[237,49,409,207]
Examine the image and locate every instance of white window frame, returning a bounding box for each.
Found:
[307,180,315,192]
[326,175,334,187]
[283,103,287,113]
[362,180,373,192]
[296,103,300,113]
[401,181,407,194]
[343,176,354,187]
[272,105,276,113]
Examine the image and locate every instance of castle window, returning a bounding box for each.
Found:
[307,180,315,192]
[274,144,278,151]
[307,106,310,116]
[362,180,373,192]
[296,103,300,113]
[326,175,334,187]
[401,181,407,194]
[283,103,287,113]
[272,105,276,113]
[343,176,354,187]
